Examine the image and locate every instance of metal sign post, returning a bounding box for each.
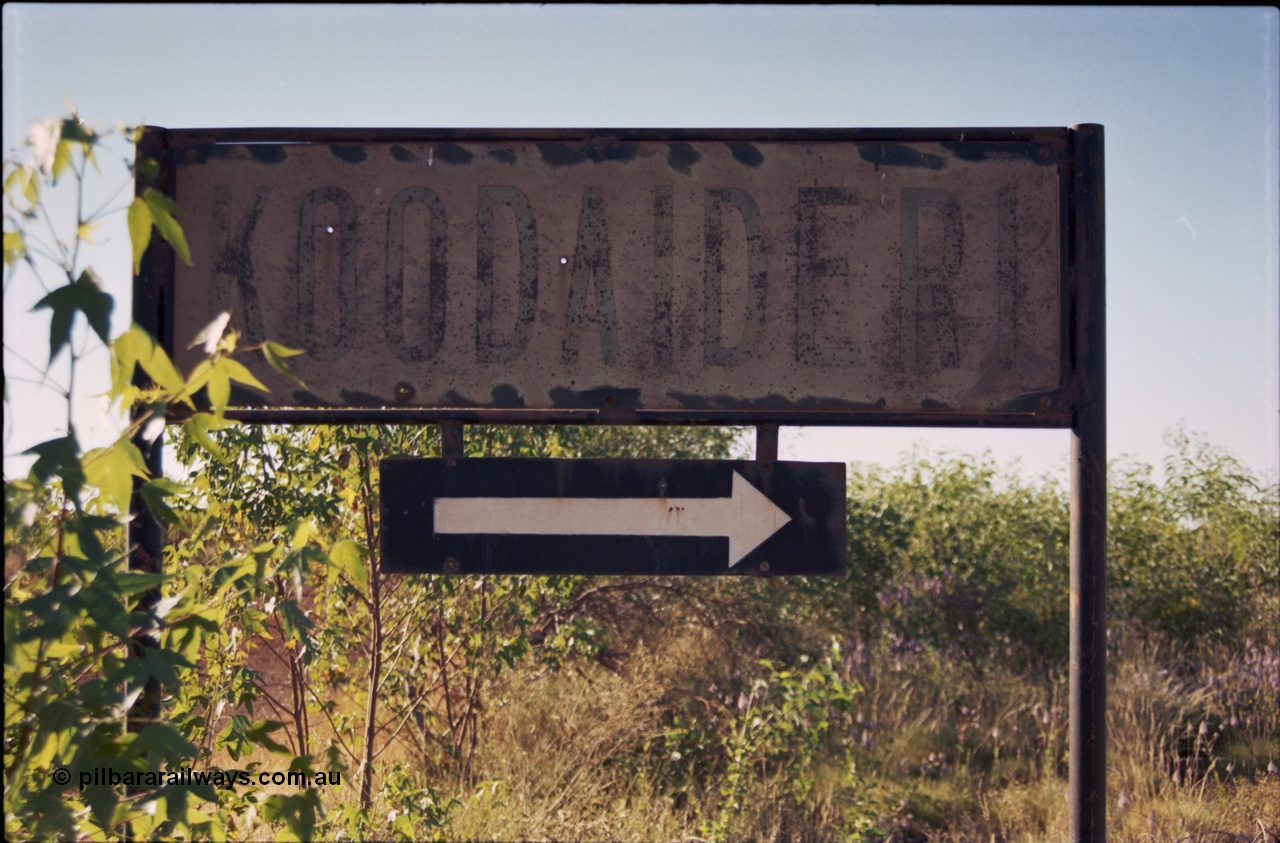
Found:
[1068,123,1107,843]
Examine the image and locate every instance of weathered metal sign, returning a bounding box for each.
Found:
[143,127,1071,425]
[380,458,845,575]
[134,124,1105,836]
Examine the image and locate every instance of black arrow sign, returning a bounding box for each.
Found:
[380,458,845,576]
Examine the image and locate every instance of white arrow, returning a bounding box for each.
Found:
[433,471,791,568]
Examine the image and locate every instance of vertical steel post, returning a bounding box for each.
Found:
[1069,123,1107,842]
[124,423,162,843]
[755,423,779,462]
[127,128,172,732]
[440,421,465,458]
[126,432,163,722]
[124,130,172,841]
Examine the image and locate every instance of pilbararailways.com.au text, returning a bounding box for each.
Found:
[53,766,341,791]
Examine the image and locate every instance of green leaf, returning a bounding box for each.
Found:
[121,722,199,767]
[81,781,119,837]
[23,787,77,839]
[136,156,159,185]
[127,197,152,275]
[111,324,186,397]
[51,138,73,184]
[63,513,115,565]
[263,341,306,388]
[264,341,304,359]
[34,286,75,363]
[164,613,220,663]
[82,439,149,514]
[211,558,257,601]
[142,187,192,267]
[105,647,194,695]
[206,363,231,411]
[22,583,79,641]
[3,229,25,268]
[24,435,84,505]
[142,185,180,216]
[328,540,368,591]
[60,116,97,146]
[75,269,112,348]
[11,163,39,206]
[218,716,292,760]
[111,571,170,597]
[150,788,223,839]
[3,164,26,200]
[217,357,269,393]
[175,359,214,410]
[290,519,318,550]
[261,790,321,843]
[181,412,232,462]
[76,580,134,638]
[140,478,189,529]
[393,814,417,839]
[32,270,114,363]
[277,599,313,648]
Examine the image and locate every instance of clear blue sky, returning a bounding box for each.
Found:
[4,5,1277,483]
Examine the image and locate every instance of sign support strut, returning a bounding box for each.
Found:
[1069,123,1107,843]
[440,421,465,459]
[755,423,779,462]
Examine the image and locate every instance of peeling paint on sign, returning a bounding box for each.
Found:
[160,130,1069,422]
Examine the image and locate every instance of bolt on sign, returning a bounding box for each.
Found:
[140,128,1071,426]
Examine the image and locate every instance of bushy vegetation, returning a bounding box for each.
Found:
[5,114,1279,841]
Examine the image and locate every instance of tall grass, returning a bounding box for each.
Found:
[361,608,1277,842]
[181,430,1279,840]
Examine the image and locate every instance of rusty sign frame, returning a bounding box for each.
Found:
[136,125,1077,430]
[131,125,1106,841]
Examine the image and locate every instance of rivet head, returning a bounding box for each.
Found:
[394,382,416,403]
[758,561,771,574]
[443,557,460,573]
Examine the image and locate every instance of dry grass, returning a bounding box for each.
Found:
[463,663,663,833]
[446,628,711,841]
[201,610,1278,842]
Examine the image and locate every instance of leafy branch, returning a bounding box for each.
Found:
[3,112,308,841]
